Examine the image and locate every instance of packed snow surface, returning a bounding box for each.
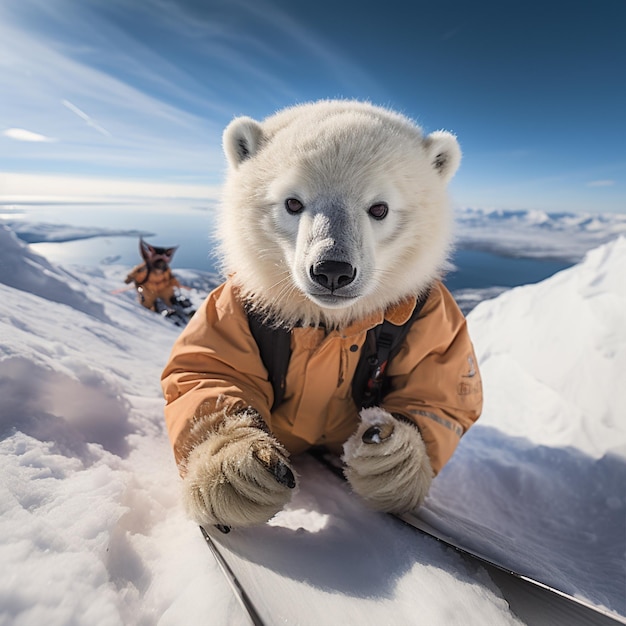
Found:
[0,222,624,625]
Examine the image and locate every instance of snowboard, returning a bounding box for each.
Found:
[200,454,625,626]
[154,296,195,327]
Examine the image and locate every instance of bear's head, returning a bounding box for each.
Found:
[218,100,460,329]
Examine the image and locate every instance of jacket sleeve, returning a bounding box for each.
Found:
[125,264,146,284]
[167,270,181,288]
[381,283,482,475]
[161,281,274,470]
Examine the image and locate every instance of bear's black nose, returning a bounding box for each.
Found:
[310,260,356,291]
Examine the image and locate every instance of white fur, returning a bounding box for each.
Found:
[342,407,434,513]
[219,100,461,329]
[183,412,295,528]
[223,116,265,169]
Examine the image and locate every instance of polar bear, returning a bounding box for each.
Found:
[162,100,482,529]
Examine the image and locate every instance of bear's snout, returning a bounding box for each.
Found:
[310,260,356,292]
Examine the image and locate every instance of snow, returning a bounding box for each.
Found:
[0,220,625,624]
[455,207,626,261]
[210,454,524,625]
[420,238,626,615]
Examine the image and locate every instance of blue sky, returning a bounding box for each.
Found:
[1,0,625,213]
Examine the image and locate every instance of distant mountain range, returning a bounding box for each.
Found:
[455,207,626,261]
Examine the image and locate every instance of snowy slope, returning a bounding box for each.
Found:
[0,226,240,625]
[0,223,624,624]
[421,237,626,615]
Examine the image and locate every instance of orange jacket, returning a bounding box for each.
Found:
[161,279,482,475]
[125,264,180,309]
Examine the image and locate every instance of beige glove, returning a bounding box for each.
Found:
[342,407,433,513]
[182,410,296,529]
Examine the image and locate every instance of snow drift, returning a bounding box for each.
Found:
[422,237,626,614]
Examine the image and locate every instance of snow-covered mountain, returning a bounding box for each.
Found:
[455,207,626,261]
[0,223,624,624]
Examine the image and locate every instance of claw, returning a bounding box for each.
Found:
[252,446,296,489]
[362,422,394,444]
[215,523,231,534]
[273,459,297,489]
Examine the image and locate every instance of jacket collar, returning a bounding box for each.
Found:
[339,296,418,337]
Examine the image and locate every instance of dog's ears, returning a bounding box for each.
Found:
[424,131,461,182]
[223,117,264,169]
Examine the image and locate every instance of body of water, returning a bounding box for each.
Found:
[31,230,218,272]
[10,203,573,292]
[445,249,571,291]
[16,203,218,273]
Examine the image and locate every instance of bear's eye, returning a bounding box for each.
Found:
[368,203,388,220]
[285,198,304,215]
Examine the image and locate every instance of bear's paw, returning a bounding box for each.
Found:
[183,414,296,528]
[342,407,433,513]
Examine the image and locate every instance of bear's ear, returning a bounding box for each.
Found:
[223,116,264,168]
[424,131,461,182]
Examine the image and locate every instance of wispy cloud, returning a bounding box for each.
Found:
[3,128,56,142]
[62,100,111,137]
[226,0,381,96]
[0,6,222,180]
[442,27,462,41]
[586,179,616,188]
[0,172,221,204]
[0,0,379,185]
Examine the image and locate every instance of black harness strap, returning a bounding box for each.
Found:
[247,313,292,411]
[247,290,431,412]
[352,290,430,409]
[133,263,151,286]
